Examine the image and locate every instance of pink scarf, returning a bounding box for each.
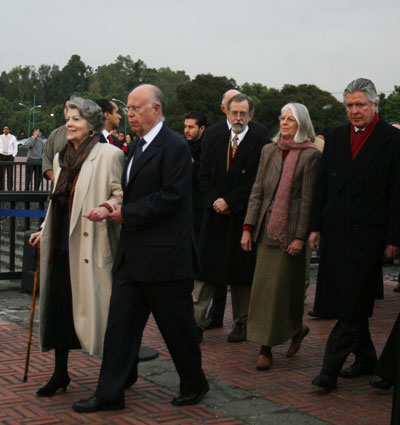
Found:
[267,137,319,249]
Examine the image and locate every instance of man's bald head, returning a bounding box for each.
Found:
[221,89,241,115]
[127,84,165,137]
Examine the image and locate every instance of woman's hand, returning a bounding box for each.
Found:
[29,231,41,247]
[287,238,304,256]
[84,206,110,222]
[241,230,252,251]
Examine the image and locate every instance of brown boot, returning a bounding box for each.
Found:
[256,345,272,370]
[286,325,310,358]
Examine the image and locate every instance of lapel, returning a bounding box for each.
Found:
[122,139,137,191]
[69,143,99,235]
[126,127,164,188]
[335,120,389,193]
[214,127,231,179]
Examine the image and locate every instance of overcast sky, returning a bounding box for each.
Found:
[3,0,400,98]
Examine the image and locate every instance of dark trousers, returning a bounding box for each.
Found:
[322,319,377,376]
[25,159,42,190]
[206,283,227,324]
[376,313,400,386]
[96,261,206,401]
[0,154,14,190]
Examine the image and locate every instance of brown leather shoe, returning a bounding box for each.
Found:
[286,325,310,358]
[256,354,273,370]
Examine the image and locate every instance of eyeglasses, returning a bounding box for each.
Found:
[278,115,297,123]
[123,104,151,114]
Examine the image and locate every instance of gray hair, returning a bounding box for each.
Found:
[67,96,105,134]
[343,78,379,103]
[272,102,316,144]
[227,93,255,115]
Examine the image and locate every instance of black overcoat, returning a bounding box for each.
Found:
[114,124,197,281]
[310,119,400,320]
[198,121,269,286]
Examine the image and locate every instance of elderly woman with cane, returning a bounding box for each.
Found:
[29,96,125,396]
[241,103,321,370]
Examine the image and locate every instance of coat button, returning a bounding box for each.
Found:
[353,225,359,231]
[83,232,89,237]
[356,198,361,205]
[332,172,337,178]
[84,259,89,263]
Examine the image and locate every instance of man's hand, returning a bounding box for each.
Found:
[308,232,321,251]
[386,244,400,259]
[287,238,304,256]
[107,204,123,224]
[213,198,230,214]
[241,230,252,251]
[84,207,110,222]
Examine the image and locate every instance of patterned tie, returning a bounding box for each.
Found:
[231,135,239,158]
[133,138,146,164]
[107,134,114,145]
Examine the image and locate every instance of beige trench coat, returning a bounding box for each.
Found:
[39,143,125,355]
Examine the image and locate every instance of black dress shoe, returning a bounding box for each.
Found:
[369,376,392,390]
[72,395,125,413]
[171,382,209,406]
[307,310,329,319]
[339,363,376,378]
[227,323,247,342]
[312,373,337,390]
[203,318,223,330]
[37,375,71,397]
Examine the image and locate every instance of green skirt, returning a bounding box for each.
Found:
[247,243,306,346]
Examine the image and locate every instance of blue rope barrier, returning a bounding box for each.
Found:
[0,209,47,218]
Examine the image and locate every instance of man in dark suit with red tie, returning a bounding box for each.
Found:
[73,84,208,413]
[309,78,400,390]
[197,93,269,343]
[96,99,123,149]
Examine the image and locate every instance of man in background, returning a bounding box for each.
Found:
[0,125,18,190]
[184,111,207,339]
[95,99,122,149]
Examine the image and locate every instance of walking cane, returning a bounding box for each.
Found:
[23,246,40,383]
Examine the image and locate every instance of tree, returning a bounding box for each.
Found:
[256,84,347,136]
[176,74,237,126]
[379,86,400,123]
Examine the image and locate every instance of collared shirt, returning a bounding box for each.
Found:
[226,119,232,130]
[230,125,249,148]
[126,121,163,182]
[102,129,113,143]
[0,133,18,157]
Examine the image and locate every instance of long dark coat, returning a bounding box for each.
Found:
[198,121,269,286]
[310,119,400,320]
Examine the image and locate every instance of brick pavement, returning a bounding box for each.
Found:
[0,276,398,425]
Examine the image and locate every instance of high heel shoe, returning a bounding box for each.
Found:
[36,375,71,397]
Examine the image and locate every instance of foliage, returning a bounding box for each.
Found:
[1,55,392,140]
[379,86,400,123]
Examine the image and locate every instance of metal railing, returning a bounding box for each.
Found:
[0,161,51,192]
[0,192,48,279]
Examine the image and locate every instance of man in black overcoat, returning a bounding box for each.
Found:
[309,78,400,390]
[73,84,208,412]
[198,93,269,342]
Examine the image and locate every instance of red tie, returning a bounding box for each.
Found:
[107,135,114,145]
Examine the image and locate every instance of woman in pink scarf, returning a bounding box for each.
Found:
[241,103,321,370]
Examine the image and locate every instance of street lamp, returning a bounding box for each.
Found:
[18,103,42,136]
[112,98,128,136]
